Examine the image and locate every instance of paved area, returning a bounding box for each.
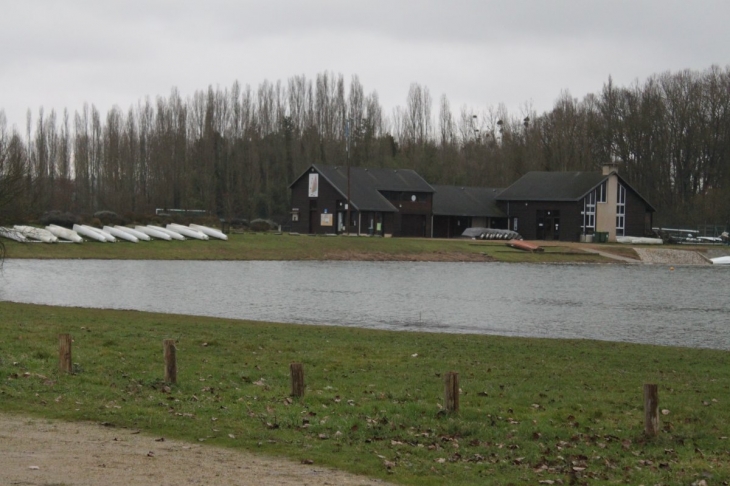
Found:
[634,248,710,265]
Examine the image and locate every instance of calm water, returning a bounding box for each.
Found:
[1,259,728,349]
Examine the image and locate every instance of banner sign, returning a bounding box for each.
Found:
[308,174,319,197]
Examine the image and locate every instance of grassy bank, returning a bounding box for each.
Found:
[1,233,621,263]
[1,302,728,485]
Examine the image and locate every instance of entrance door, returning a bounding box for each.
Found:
[337,211,345,234]
[308,199,317,234]
[536,210,560,240]
[536,211,546,240]
[400,214,426,237]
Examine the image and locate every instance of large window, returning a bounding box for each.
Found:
[597,181,607,203]
[616,184,626,236]
[583,191,596,231]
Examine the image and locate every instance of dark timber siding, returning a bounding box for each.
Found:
[501,200,583,241]
[625,188,652,237]
[384,194,433,237]
[289,173,342,234]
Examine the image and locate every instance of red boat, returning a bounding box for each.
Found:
[507,239,544,252]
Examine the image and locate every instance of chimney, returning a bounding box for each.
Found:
[602,163,618,175]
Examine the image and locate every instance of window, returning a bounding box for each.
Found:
[616,184,626,236]
[597,181,607,203]
[583,191,596,231]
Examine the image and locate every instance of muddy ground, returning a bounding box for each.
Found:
[0,414,390,486]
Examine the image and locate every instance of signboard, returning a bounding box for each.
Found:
[320,214,333,226]
[308,173,319,197]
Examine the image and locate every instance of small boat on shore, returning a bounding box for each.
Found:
[47,225,83,243]
[149,225,186,241]
[710,256,730,265]
[462,227,522,240]
[616,236,663,245]
[14,225,58,243]
[73,224,107,242]
[104,226,138,243]
[0,227,29,242]
[168,223,208,240]
[507,239,544,252]
[135,225,172,241]
[189,223,228,240]
[114,226,151,241]
[88,226,117,243]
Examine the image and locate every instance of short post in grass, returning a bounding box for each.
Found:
[644,383,659,437]
[290,363,305,397]
[444,371,459,412]
[58,334,72,373]
[164,339,177,384]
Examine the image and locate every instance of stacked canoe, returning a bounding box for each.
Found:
[0,224,228,244]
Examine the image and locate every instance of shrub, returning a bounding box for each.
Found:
[93,211,125,226]
[39,211,79,228]
[249,218,277,232]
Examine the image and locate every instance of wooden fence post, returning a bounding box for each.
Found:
[444,371,459,412]
[644,383,659,437]
[290,363,305,397]
[164,340,177,384]
[58,334,72,373]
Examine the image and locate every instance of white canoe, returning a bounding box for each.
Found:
[189,223,228,240]
[104,226,139,243]
[47,225,83,243]
[616,236,663,245]
[14,225,58,243]
[168,223,208,240]
[85,226,116,243]
[73,224,107,242]
[114,226,151,241]
[149,225,186,241]
[0,227,29,242]
[135,225,172,241]
[711,256,730,265]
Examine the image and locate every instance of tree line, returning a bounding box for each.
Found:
[1,66,729,229]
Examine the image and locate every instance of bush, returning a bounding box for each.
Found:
[39,211,79,228]
[229,218,249,228]
[93,211,125,226]
[249,218,277,232]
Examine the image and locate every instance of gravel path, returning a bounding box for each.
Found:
[0,414,391,486]
[634,248,710,265]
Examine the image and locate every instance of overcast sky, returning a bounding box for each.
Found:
[1,0,728,131]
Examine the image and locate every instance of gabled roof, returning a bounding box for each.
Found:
[432,185,506,218]
[496,171,607,202]
[496,170,656,211]
[289,165,434,212]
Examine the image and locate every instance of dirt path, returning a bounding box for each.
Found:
[0,414,391,486]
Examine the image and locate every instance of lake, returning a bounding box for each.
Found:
[1,259,728,350]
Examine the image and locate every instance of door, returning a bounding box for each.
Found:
[308,199,317,234]
[400,214,426,237]
[536,211,546,240]
[537,210,560,240]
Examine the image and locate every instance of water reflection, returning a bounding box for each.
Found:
[0,259,728,350]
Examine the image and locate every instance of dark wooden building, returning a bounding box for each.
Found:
[289,165,434,237]
[431,185,507,238]
[496,167,655,242]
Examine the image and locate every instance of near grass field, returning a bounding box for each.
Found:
[1,302,728,485]
[1,232,628,263]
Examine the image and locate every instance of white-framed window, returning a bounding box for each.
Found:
[597,181,607,203]
[616,184,626,236]
[583,191,596,231]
